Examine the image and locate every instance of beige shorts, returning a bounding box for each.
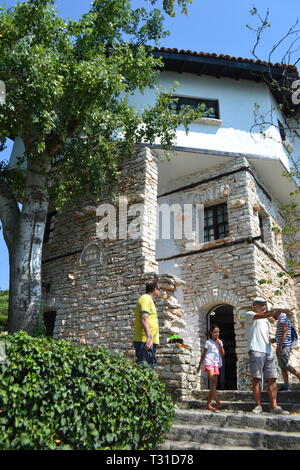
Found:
[248,351,277,380]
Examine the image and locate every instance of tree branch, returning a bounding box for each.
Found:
[268,19,300,63]
[247,8,270,61]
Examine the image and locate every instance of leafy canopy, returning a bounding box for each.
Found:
[0,0,200,205]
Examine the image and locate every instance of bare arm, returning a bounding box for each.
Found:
[196,348,207,373]
[253,308,294,320]
[216,339,225,357]
[141,313,153,350]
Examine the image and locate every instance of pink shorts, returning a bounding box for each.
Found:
[204,365,220,375]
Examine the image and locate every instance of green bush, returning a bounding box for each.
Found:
[0,290,8,332]
[0,331,174,450]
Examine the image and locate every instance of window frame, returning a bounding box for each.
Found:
[258,213,265,243]
[43,211,57,244]
[204,203,229,243]
[172,95,220,120]
[278,119,286,142]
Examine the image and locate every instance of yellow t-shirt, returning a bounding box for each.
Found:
[133,294,159,345]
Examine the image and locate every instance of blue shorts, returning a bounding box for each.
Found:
[133,341,157,368]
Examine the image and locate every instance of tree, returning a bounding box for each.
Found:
[0,0,201,334]
[247,6,300,275]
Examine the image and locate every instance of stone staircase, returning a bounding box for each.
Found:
[159,384,300,450]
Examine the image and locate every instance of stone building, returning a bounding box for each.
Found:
[12,49,300,399]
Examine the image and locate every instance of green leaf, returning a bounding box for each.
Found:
[0,332,174,450]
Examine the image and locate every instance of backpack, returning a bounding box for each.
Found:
[291,324,298,348]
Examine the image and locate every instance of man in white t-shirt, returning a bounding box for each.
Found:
[246,297,293,415]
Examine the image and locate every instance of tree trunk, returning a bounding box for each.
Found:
[7,155,50,334]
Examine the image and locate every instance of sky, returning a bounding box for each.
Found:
[0,0,300,290]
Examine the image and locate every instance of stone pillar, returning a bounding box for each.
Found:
[42,146,159,346]
[293,274,300,311]
[155,274,196,401]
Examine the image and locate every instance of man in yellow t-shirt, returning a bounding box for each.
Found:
[133,280,160,368]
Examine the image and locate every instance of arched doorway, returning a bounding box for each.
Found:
[206,304,237,390]
[43,310,56,336]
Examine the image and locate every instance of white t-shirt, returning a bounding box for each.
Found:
[246,311,272,354]
[204,339,223,367]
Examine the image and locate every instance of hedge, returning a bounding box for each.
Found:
[0,331,174,450]
[0,290,8,332]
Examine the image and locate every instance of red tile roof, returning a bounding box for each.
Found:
[155,47,298,72]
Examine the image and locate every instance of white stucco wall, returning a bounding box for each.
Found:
[9,69,296,173]
[128,71,293,169]
[286,114,300,169]
[9,136,25,168]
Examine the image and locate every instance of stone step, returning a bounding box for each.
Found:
[181,400,300,413]
[174,409,300,433]
[166,423,300,450]
[274,382,300,390]
[158,440,259,450]
[191,388,300,403]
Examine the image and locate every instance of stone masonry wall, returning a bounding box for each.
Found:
[42,149,300,399]
[42,147,194,400]
[294,275,300,310]
[157,156,300,391]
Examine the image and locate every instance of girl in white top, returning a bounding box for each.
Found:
[197,324,225,411]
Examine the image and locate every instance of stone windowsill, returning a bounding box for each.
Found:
[184,236,232,252]
[201,236,232,249]
[193,117,223,126]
